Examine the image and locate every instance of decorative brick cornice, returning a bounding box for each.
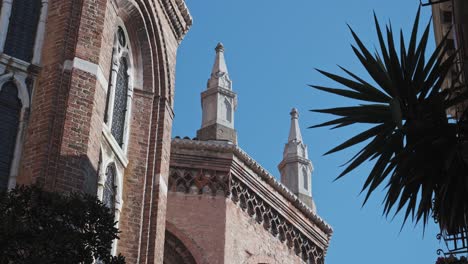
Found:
[230,177,324,264]
[169,167,231,196]
[160,0,192,41]
[168,165,327,263]
[170,138,333,237]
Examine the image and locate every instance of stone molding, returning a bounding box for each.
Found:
[63,57,109,91]
[171,138,333,236]
[169,167,231,196]
[201,85,237,99]
[159,0,192,41]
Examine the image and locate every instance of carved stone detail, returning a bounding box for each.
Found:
[231,178,324,264]
[169,167,230,196]
[159,0,192,41]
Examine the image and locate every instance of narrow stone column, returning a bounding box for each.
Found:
[105,52,120,127]
[32,0,49,65]
[0,0,13,53]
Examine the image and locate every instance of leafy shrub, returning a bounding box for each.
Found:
[0,185,125,264]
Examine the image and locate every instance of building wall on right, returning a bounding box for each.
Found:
[432,0,468,117]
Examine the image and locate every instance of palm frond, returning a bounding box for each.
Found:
[309,8,466,233]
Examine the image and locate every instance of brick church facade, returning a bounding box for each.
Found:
[0,0,331,263]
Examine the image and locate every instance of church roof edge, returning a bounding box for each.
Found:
[171,137,333,236]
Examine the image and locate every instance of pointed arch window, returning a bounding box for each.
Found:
[4,0,42,62]
[111,57,128,146]
[104,26,132,149]
[0,81,21,191]
[103,164,116,216]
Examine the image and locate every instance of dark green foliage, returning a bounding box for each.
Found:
[310,7,468,234]
[436,256,468,264]
[0,185,126,264]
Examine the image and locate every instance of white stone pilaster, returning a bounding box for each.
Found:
[0,0,13,53]
[32,0,49,65]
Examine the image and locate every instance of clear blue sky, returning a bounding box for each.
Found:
[173,1,442,263]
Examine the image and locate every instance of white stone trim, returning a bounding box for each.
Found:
[0,0,13,53]
[31,0,49,65]
[0,53,30,73]
[156,174,168,195]
[98,20,136,256]
[0,72,30,108]
[102,123,129,167]
[97,147,125,256]
[63,57,109,89]
[103,20,134,156]
[0,0,49,65]
[0,72,31,190]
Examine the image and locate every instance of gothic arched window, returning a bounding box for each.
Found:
[111,58,128,146]
[103,164,116,216]
[110,57,128,146]
[0,81,21,190]
[104,26,131,149]
[4,0,42,62]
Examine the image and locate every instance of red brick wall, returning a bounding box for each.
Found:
[16,0,190,262]
[166,193,227,264]
[166,193,310,264]
[225,200,306,264]
[18,0,84,187]
[117,89,153,263]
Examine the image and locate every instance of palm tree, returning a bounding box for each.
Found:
[310,7,467,235]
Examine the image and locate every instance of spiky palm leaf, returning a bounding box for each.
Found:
[310,7,468,233]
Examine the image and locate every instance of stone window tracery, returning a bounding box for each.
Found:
[103,163,116,215]
[97,159,123,257]
[104,25,133,151]
[111,57,128,146]
[0,81,21,190]
[4,0,42,62]
[98,22,133,257]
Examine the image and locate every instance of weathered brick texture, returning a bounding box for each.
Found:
[15,0,191,262]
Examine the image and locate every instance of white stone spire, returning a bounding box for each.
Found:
[208,43,232,90]
[278,108,316,212]
[197,43,237,144]
[288,108,303,143]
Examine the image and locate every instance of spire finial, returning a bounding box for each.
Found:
[279,108,315,212]
[215,42,224,53]
[198,43,237,144]
[290,108,299,119]
[288,108,302,143]
[209,42,231,90]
